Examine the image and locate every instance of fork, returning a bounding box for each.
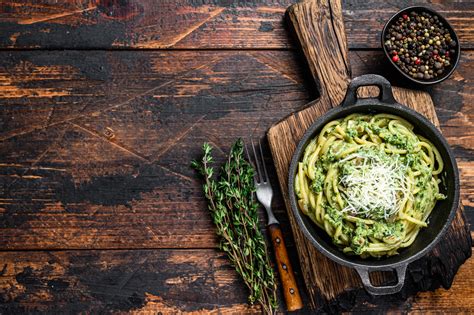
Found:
[247,139,303,312]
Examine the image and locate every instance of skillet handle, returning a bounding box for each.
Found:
[341,74,397,106]
[355,264,407,295]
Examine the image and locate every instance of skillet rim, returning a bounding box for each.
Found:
[287,98,460,270]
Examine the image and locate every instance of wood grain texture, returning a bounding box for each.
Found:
[288,0,350,107]
[1,248,473,313]
[0,0,473,308]
[268,223,303,311]
[0,1,473,49]
[0,50,472,253]
[0,249,260,314]
[0,50,309,250]
[267,0,472,311]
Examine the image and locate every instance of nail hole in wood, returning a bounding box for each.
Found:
[103,127,115,139]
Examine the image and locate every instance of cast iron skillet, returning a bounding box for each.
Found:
[288,74,460,295]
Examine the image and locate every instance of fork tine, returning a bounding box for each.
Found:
[250,138,263,183]
[258,141,269,183]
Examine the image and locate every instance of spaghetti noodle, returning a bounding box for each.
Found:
[295,113,446,258]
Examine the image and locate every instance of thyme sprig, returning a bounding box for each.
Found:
[191,139,278,314]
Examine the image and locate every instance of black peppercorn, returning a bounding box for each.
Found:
[384,9,456,81]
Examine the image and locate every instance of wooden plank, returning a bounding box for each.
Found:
[0,50,472,251]
[0,249,260,314]
[0,248,473,313]
[0,50,309,250]
[0,1,473,49]
[267,0,471,311]
[0,50,308,143]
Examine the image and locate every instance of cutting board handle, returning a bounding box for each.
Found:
[287,0,352,107]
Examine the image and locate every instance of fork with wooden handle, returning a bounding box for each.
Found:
[247,139,303,312]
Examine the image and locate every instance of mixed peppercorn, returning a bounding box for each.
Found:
[384,10,457,81]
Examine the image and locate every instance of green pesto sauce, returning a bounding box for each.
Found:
[306,119,446,256]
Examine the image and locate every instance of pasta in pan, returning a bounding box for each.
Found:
[295,113,446,258]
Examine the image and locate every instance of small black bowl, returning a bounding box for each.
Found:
[381,6,461,85]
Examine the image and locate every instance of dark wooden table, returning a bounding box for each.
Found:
[0,1,473,313]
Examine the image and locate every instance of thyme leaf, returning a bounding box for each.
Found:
[192,139,278,314]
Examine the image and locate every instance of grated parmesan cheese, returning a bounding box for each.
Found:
[339,151,412,220]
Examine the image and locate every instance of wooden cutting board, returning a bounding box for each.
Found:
[267,0,472,311]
